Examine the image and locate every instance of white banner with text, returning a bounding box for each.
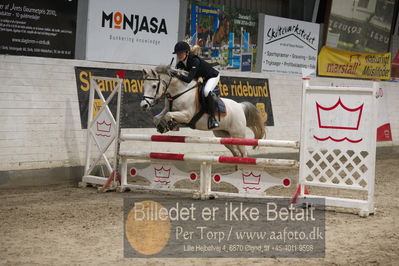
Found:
[86,0,179,65]
[261,15,319,76]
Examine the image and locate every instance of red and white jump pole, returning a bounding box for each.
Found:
[119,151,299,168]
[120,134,300,149]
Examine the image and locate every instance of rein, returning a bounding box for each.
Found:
[166,84,197,111]
[141,75,173,107]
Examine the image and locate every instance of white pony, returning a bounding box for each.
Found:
[140,65,266,157]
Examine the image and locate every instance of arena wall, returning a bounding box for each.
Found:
[0,55,398,186]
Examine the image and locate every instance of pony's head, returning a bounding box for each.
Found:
[140,66,174,111]
[141,65,190,111]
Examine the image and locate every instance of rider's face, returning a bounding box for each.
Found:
[177,51,187,62]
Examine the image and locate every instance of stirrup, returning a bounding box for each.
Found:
[208,116,219,129]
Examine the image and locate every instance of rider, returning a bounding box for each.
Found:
[172,41,220,129]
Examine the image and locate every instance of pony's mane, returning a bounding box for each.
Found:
[155,65,188,77]
[155,65,171,75]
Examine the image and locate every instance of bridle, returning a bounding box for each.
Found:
[142,74,173,107]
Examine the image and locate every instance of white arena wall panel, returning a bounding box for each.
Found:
[0,55,398,185]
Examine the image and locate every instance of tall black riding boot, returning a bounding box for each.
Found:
[206,91,220,129]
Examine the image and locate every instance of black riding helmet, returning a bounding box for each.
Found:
[173,41,190,54]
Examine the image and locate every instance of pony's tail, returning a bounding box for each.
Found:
[241,102,266,148]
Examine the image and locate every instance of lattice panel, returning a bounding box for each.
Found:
[296,80,378,215]
[302,148,371,190]
[299,81,377,195]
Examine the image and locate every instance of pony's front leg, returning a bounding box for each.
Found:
[153,107,167,126]
[153,108,170,133]
[164,111,191,126]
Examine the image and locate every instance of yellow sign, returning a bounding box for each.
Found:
[92,99,103,118]
[318,46,391,80]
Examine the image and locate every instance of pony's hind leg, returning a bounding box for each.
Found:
[227,130,248,157]
[236,145,247,157]
[213,130,241,157]
[227,145,241,157]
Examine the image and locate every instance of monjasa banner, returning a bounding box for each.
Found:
[85,0,179,65]
[74,67,274,129]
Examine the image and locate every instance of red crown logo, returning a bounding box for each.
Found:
[96,120,112,132]
[316,98,363,130]
[154,166,171,179]
[242,172,261,185]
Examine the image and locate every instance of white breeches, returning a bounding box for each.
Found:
[203,74,220,96]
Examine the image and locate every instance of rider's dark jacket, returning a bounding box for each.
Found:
[176,54,219,83]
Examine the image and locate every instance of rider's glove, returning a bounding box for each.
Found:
[170,70,180,79]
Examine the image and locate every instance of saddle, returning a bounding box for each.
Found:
[186,83,226,129]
